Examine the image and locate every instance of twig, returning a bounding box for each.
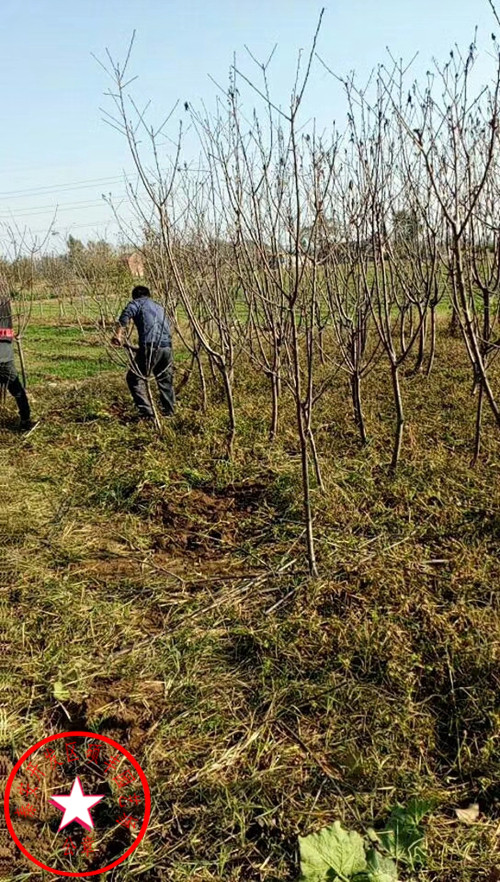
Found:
[488,0,500,29]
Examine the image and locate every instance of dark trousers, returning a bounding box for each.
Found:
[126,346,175,418]
[0,360,30,421]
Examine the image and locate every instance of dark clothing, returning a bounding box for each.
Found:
[126,345,175,418]
[0,339,14,363]
[0,359,30,422]
[0,299,28,423]
[0,296,14,361]
[119,296,174,418]
[118,296,171,349]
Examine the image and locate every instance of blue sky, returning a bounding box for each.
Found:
[0,0,495,249]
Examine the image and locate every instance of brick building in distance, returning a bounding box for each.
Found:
[120,251,145,278]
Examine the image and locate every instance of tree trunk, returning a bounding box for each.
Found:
[208,354,218,385]
[175,350,196,396]
[318,326,326,365]
[454,246,500,426]
[472,378,484,466]
[145,377,162,433]
[269,371,279,442]
[15,338,27,390]
[411,309,426,375]
[220,363,236,458]
[426,306,437,377]
[307,424,325,491]
[389,361,404,474]
[351,371,368,446]
[290,310,318,577]
[195,349,208,412]
[449,299,460,336]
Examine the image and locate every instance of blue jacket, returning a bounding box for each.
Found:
[118,296,172,349]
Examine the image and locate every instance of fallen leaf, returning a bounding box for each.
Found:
[455,803,480,825]
[299,821,367,880]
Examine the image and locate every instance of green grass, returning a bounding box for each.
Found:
[23,324,116,382]
[1,306,499,880]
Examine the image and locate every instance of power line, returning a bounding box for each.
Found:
[0,166,212,202]
[64,217,122,228]
[0,193,129,220]
[0,218,124,241]
[61,221,123,234]
[40,215,134,233]
[0,161,117,179]
[0,174,134,200]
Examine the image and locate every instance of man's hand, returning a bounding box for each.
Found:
[111,324,124,347]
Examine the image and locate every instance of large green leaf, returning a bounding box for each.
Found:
[365,849,399,881]
[299,821,367,881]
[375,826,425,869]
[400,799,434,825]
[373,801,431,870]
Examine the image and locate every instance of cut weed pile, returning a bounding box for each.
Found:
[2,319,500,880]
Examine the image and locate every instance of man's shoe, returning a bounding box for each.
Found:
[19,419,35,433]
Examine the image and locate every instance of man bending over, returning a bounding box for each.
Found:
[112,285,175,420]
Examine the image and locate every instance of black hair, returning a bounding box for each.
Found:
[132,285,150,300]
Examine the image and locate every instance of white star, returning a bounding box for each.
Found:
[49,776,104,832]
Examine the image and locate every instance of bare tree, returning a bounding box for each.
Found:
[397,39,500,459]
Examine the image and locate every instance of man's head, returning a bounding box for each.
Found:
[132,285,150,300]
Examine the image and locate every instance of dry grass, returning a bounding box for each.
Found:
[1,313,499,880]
